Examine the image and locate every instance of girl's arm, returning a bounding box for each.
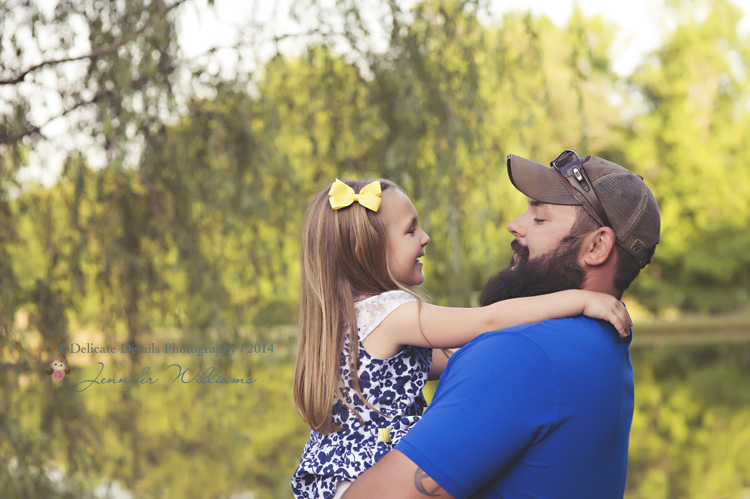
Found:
[365,290,630,357]
[427,349,452,380]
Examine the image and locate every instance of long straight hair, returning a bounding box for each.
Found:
[294,179,412,435]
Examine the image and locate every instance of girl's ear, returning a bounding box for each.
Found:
[354,243,363,265]
[582,227,616,266]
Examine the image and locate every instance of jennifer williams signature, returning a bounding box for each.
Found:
[74,362,257,392]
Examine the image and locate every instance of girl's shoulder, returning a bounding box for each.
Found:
[355,290,417,341]
[355,289,416,308]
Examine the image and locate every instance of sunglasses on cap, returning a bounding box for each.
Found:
[551,150,612,228]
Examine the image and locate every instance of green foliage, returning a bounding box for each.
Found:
[623,0,750,311]
[0,0,183,151]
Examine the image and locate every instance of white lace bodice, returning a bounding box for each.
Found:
[355,290,417,342]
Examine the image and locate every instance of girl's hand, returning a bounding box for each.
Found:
[581,292,633,338]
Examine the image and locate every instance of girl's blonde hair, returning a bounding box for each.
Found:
[294,179,413,434]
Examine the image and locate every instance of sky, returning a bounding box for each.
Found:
[177,0,750,78]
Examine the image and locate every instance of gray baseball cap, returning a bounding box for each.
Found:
[507,152,661,268]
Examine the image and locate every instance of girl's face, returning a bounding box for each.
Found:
[379,189,430,287]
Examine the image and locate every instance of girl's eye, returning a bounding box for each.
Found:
[407,228,416,234]
[533,218,545,224]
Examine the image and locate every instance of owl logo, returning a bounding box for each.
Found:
[46,358,71,383]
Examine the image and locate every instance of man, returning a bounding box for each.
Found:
[343,150,661,498]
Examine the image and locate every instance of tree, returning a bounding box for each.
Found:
[0,0,192,155]
[1,2,195,495]
[624,0,750,311]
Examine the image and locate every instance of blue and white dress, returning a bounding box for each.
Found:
[291,290,433,499]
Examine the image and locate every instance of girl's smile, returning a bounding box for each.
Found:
[379,189,430,287]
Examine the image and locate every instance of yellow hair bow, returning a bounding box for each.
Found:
[328,179,382,212]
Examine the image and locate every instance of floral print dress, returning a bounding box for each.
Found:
[292,290,433,499]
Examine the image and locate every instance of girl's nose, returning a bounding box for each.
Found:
[421,230,430,247]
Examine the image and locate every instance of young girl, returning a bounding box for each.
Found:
[291,179,631,499]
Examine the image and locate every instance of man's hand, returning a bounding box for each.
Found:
[342,450,454,499]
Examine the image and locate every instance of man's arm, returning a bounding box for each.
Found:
[342,450,454,499]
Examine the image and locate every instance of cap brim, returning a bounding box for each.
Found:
[507,154,579,205]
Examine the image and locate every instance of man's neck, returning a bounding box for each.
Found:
[581,265,621,299]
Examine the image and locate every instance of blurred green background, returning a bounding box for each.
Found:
[1,0,749,497]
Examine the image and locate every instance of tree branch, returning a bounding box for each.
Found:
[0,0,190,86]
[0,66,175,146]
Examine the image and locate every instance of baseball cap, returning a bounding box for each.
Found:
[506,151,661,268]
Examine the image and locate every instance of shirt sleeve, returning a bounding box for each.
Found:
[395,330,558,499]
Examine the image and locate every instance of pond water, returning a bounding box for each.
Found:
[3,332,749,498]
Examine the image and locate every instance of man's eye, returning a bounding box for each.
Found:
[533,218,545,223]
[407,228,416,234]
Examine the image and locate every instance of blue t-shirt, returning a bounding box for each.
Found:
[396,317,634,499]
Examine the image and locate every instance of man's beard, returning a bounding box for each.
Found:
[479,236,586,305]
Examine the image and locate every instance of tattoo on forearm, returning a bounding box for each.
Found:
[414,468,443,497]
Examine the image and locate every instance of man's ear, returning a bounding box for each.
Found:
[582,227,616,266]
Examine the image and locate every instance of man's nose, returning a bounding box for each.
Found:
[507,215,524,238]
